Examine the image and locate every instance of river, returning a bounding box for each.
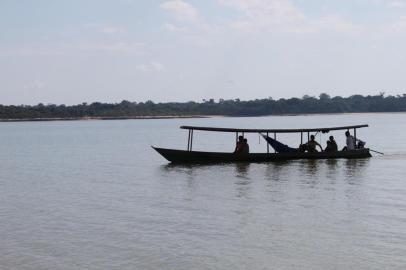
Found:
[1,113,405,269]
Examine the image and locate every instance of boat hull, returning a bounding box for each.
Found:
[152,147,372,163]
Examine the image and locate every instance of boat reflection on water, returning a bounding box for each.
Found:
[161,162,252,182]
[300,159,320,177]
[234,163,252,199]
[326,159,339,171]
[161,158,369,181]
[234,162,250,179]
[294,158,369,179]
[259,158,370,190]
[343,158,370,180]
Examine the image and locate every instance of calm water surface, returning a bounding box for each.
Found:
[1,114,405,270]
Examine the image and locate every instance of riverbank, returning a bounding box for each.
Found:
[0,115,213,122]
[1,111,406,122]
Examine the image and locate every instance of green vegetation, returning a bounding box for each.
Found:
[1,93,406,120]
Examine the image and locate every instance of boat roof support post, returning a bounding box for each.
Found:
[266,132,269,154]
[274,132,276,153]
[190,129,194,151]
[187,129,191,151]
[301,132,303,145]
[354,128,357,146]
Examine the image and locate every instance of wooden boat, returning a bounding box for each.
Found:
[153,124,372,163]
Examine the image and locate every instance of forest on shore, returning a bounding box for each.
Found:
[1,93,406,121]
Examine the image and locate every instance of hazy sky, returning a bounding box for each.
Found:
[1,0,406,105]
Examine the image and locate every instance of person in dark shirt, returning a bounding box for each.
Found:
[242,138,249,154]
[306,135,323,152]
[234,136,244,153]
[325,136,338,152]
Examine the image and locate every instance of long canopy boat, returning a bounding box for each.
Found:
[152,124,372,163]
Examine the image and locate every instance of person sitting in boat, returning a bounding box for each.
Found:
[343,131,364,151]
[324,136,338,152]
[305,135,323,152]
[234,136,244,153]
[344,131,355,150]
[242,138,249,154]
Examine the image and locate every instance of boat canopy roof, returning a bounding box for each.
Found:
[180,124,368,133]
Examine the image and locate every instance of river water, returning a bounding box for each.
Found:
[1,113,405,270]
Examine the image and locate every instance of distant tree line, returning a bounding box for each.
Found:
[1,93,406,120]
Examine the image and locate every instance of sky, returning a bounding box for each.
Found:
[1,0,406,105]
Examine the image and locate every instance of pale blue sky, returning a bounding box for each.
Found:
[1,0,406,105]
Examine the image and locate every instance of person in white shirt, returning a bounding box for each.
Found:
[345,131,355,150]
[344,131,366,151]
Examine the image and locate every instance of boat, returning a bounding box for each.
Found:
[152,124,372,163]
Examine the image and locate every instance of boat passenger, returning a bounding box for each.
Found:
[343,131,362,151]
[234,136,244,153]
[306,135,323,152]
[242,138,249,154]
[325,136,338,152]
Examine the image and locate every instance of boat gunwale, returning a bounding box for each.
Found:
[152,146,372,163]
[152,146,370,155]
